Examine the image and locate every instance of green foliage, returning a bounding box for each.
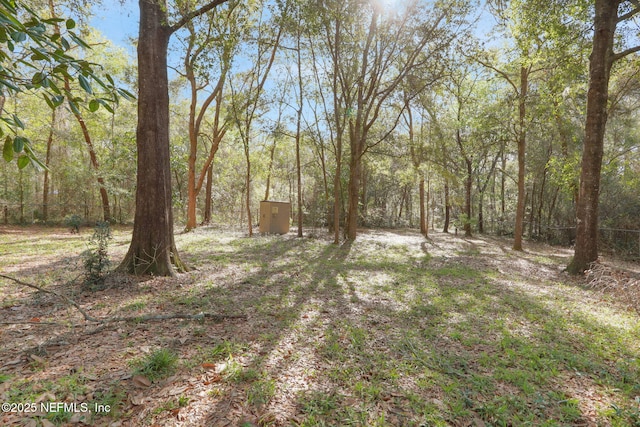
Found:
[247,378,276,407]
[64,214,82,231]
[83,221,111,289]
[0,0,135,169]
[132,348,179,382]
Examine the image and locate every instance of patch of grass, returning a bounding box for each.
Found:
[4,228,640,426]
[122,298,146,311]
[247,378,276,407]
[171,292,209,309]
[431,264,481,279]
[207,340,248,361]
[55,372,88,398]
[46,408,73,424]
[132,348,178,381]
[152,399,179,415]
[92,386,126,419]
[299,390,341,417]
[178,395,190,407]
[4,380,39,403]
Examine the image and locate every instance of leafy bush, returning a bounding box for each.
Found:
[64,214,83,232]
[83,221,111,289]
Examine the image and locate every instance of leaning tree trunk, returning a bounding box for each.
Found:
[119,0,187,276]
[567,0,618,274]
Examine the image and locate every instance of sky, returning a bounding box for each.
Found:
[90,0,138,53]
[90,1,497,51]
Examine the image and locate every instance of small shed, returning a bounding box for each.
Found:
[259,200,291,234]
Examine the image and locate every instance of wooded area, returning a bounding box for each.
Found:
[1,1,640,425]
[0,0,639,275]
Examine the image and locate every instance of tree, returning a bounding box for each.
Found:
[229,0,286,237]
[118,0,227,276]
[317,0,466,241]
[182,1,245,231]
[567,0,640,273]
[479,0,590,250]
[404,97,428,237]
[1,0,127,169]
[48,0,112,222]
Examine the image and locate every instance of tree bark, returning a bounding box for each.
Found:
[443,180,451,233]
[513,65,528,251]
[119,0,186,276]
[345,145,361,240]
[419,176,426,236]
[42,108,56,222]
[119,0,227,274]
[567,0,620,273]
[244,144,253,236]
[185,51,227,231]
[295,31,304,237]
[69,98,111,223]
[202,163,213,225]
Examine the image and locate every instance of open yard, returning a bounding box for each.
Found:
[1,225,639,426]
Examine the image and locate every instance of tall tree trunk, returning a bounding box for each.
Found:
[513,65,528,251]
[443,180,451,233]
[501,152,506,220]
[333,143,343,243]
[264,139,277,201]
[464,155,473,237]
[42,108,56,222]
[346,149,361,240]
[528,183,535,237]
[567,0,621,273]
[419,176,426,236]
[202,163,213,225]
[295,33,304,237]
[185,71,227,231]
[51,0,110,222]
[478,191,484,234]
[398,186,406,220]
[360,162,368,219]
[68,98,111,222]
[119,0,188,276]
[244,144,253,236]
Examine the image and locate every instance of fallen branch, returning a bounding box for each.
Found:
[0,321,65,326]
[0,274,247,327]
[0,273,100,322]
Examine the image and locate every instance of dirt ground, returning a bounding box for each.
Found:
[0,226,639,427]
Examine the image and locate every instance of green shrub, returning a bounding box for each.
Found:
[133,348,178,381]
[83,221,111,289]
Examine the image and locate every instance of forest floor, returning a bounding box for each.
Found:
[1,225,639,427]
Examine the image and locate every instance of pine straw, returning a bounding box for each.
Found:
[585,261,640,313]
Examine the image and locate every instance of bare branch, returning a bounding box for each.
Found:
[169,0,229,34]
[0,273,100,322]
[473,56,519,93]
[613,44,640,62]
[0,274,247,327]
[617,3,640,23]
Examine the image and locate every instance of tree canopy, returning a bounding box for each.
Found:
[2,0,640,275]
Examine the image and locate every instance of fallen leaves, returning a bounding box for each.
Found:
[132,375,152,388]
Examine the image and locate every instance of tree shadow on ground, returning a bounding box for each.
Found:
[2,229,639,427]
